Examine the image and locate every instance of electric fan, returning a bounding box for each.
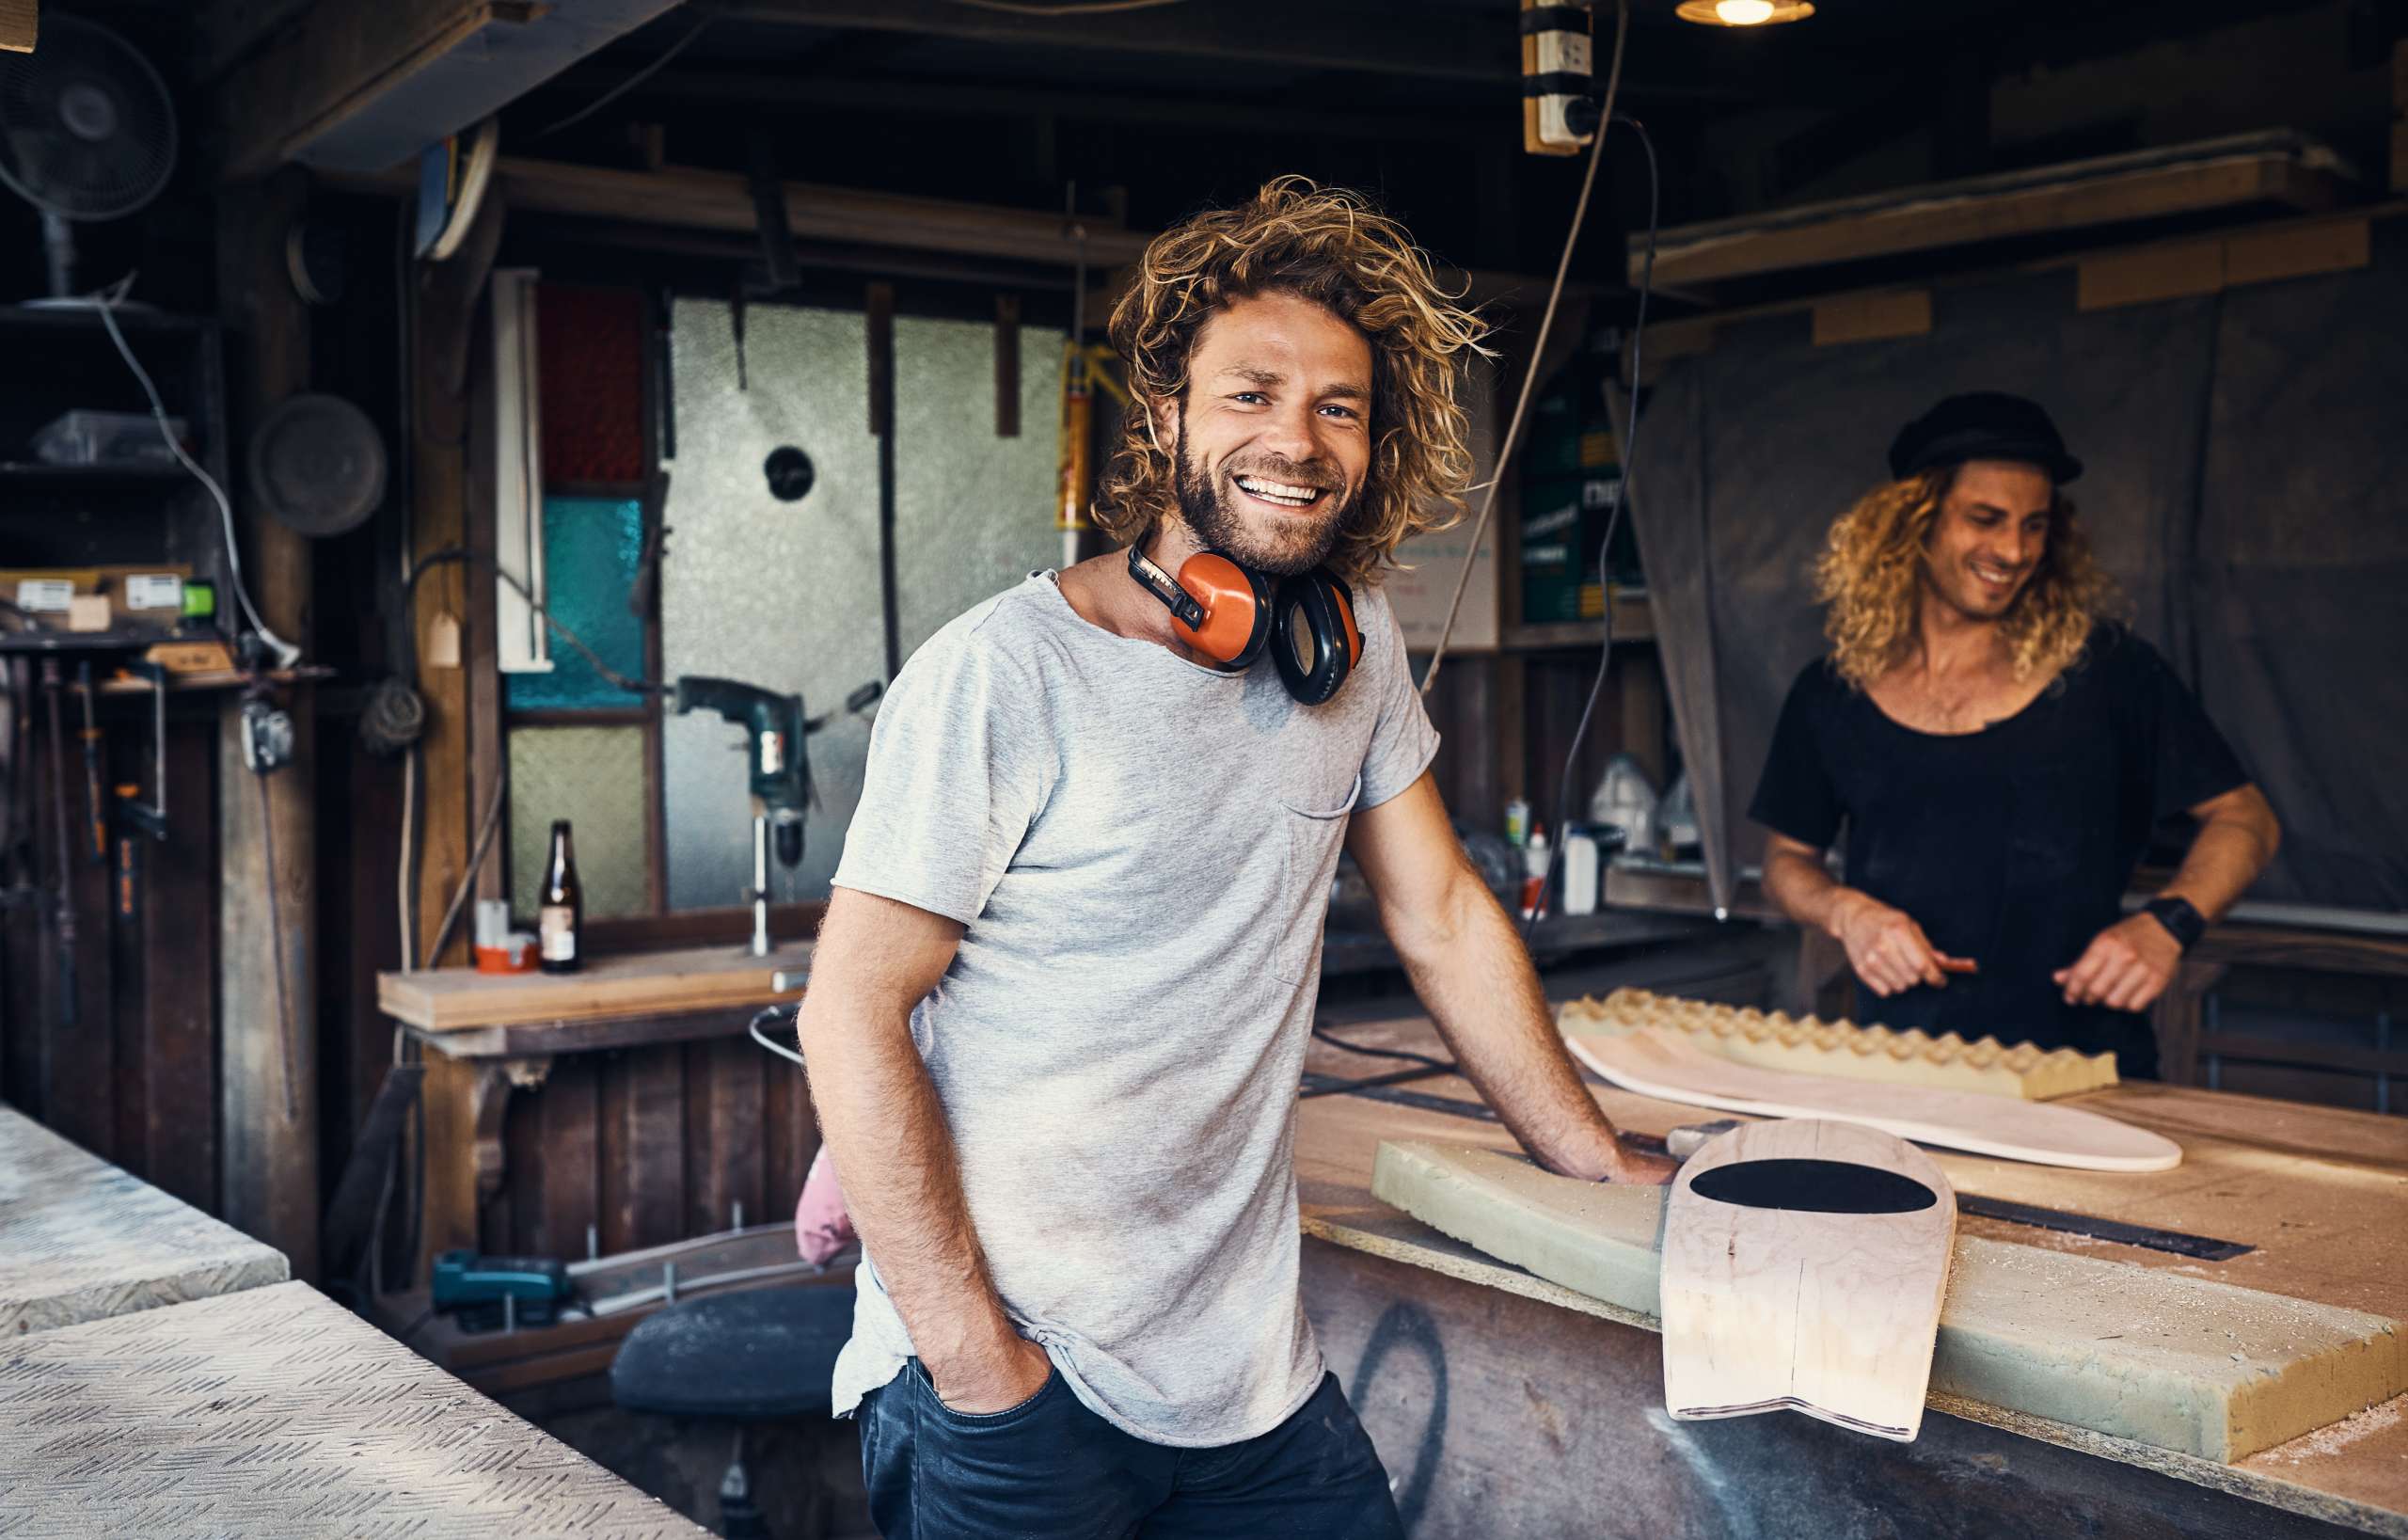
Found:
[0,15,178,306]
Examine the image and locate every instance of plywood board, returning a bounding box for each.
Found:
[1568,1024,2181,1171]
[1661,1119,1955,1441]
[1373,1141,2408,1462]
[378,941,813,1030]
[0,1107,287,1335]
[0,1281,704,1537]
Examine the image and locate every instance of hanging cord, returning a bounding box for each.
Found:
[1524,112,1661,946]
[95,274,302,669]
[535,10,717,139]
[1420,0,1628,700]
[405,547,670,698]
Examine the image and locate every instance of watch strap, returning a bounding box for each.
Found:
[2143,895,2206,952]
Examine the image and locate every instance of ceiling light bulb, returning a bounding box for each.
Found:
[1716,0,1776,22]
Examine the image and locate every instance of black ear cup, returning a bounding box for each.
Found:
[1272,568,1357,706]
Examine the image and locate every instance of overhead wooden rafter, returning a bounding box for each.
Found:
[203,0,684,180]
[1,0,34,56]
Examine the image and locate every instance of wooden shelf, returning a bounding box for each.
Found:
[0,463,187,484]
[1502,587,1656,651]
[379,941,815,1033]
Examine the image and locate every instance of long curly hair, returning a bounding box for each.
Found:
[1815,468,2116,688]
[1094,177,1489,584]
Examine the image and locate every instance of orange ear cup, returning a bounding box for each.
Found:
[1169,552,1275,669]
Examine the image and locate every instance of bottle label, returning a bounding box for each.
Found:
[539,905,577,961]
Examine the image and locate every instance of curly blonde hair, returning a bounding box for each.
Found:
[1816,468,2117,688]
[1094,176,1489,584]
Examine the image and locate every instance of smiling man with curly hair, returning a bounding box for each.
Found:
[1751,392,2282,1076]
[800,179,1670,1538]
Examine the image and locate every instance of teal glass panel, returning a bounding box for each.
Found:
[506,495,649,709]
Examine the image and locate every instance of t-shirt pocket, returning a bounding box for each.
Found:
[1274,772,1363,985]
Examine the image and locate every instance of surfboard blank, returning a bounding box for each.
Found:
[1567,1025,2182,1173]
[1661,1119,1956,1441]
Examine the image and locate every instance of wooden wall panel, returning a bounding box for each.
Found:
[0,711,220,1215]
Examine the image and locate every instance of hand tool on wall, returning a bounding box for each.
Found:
[40,659,74,1028]
[74,662,103,865]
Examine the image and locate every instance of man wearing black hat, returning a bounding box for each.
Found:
[1748,392,2280,1074]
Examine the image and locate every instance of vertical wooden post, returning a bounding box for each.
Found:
[214,168,319,1278]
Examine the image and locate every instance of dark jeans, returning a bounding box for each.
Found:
[857,1360,1405,1539]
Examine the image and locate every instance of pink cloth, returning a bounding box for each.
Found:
[794,1143,856,1265]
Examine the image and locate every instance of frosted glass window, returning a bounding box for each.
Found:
[508,725,650,921]
[659,297,1065,910]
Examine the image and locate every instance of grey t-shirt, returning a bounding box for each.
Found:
[827,568,1439,1447]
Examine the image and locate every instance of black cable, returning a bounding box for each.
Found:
[534,11,717,140]
[1526,111,1661,947]
[1308,1023,1453,1072]
[405,546,670,697]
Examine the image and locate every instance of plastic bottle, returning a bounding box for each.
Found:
[1520,825,1550,921]
[1562,827,1599,916]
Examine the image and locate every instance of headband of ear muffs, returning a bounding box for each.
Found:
[1272,567,1361,706]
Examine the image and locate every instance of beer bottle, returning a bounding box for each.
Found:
[539,820,583,974]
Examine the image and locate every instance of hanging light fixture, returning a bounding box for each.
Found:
[1676,0,1814,24]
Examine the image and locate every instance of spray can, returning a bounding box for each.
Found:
[1504,797,1531,849]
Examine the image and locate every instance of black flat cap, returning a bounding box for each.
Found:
[1888,391,2083,485]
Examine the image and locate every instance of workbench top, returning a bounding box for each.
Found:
[0,1280,703,1538]
[378,941,813,1032]
[0,1105,288,1335]
[1297,1013,2408,1534]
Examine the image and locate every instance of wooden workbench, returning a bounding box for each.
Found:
[0,1280,702,1537]
[1297,1014,2408,1538]
[376,943,817,1297]
[0,1105,288,1335]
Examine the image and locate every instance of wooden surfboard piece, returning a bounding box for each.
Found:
[1568,1025,2182,1172]
[1661,1119,1956,1442]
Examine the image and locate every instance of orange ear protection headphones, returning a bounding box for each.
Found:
[1126,543,1363,705]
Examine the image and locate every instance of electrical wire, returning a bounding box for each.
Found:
[1419,0,1629,701]
[95,274,302,669]
[1300,1022,1463,1099]
[420,766,509,969]
[405,546,669,698]
[1525,111,1661,948]
[535,10,717,139]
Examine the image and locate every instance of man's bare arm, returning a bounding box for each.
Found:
[796,887,1050,1412]
[1761,833,1972,996]
[2058,784,2281,1010]
[1344,773,1671,1184]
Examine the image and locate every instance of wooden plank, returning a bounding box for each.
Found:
[716,0,1516,83]
[379,941,813,1031]
[689,1037,766,1236]
[214,169,318,1279]
[0,1105,287,1334]
[142,721,220,1215]
[2224,215,2372,289]
[206,0,503,179]
[0,1282,697,1536]
[0,0,32,54]
[621,1046,685,1251]
[1569,1026,2182,1171]
[415,1054,486,1280]
[2078,237,2226,310]
[1371,1140,2405,1464]
[535,1055,600,1262]
[1660,1119,1956,1442]
[583,898,823,954]
[1641,139,2349,291]
[993,294,1022,438]
[1811,288,1933,346]
[404,1006,766,1060]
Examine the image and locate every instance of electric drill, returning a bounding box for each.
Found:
[673,675,811,951]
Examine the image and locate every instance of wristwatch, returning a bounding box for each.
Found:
[2142,895,2206,953]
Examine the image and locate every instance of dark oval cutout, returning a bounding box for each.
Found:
[1690,1158,1938,1215]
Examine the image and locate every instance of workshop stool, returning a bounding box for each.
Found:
[610,1285,853,1539]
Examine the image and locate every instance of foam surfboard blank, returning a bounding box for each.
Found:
[1567,1025,2181,1172]
[1371,1140,2407,1461]
[1661,1119,1955,1441]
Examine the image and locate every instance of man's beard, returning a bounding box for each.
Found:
[1172,431,1357,578]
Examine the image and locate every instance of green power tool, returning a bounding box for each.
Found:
[671,675,882,955]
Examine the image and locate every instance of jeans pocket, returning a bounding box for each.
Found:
[913,1357,1063,1429]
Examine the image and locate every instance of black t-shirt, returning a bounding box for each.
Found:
[1748,625,2248,1075]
